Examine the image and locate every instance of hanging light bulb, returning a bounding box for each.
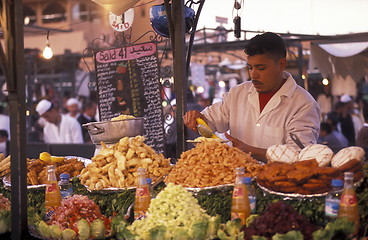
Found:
[43,31,53,59]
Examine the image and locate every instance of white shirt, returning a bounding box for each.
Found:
[202,72,320,150]
[43,115,83,144]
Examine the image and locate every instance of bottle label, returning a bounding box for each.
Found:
[325,199,340,217]
[233,186,244,198]
[46,183,59,193]
[231,212,246,225]
[249,196,256,213]
[136,186,149,197]
[134,210,147,220]
[340,193,357,207]
[60,189,73,199]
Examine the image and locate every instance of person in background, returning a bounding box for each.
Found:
[356,100,368,159]
[0,130,9,156]
[77,101,97,143]
[0,104,10,140]
[65,98,81,119]
[184,32,320,162]
[318,122,347,153]
[35,99,83,144]
[339,94,362,146]
[325,113,349,149]
[317,84,332,121]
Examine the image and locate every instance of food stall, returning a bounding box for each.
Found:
[0,137,367,239]
[1,0,368,240]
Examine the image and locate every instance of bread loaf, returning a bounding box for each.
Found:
[331,146,365,168]
[266,145,299,164]
[298,144,334,167]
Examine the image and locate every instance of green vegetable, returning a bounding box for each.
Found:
[251,236,267,240]
[312,217,355,240]
[148,225,166,240]
[217,219,243,240]
[0,209,10,234]
[172,227,191,240]
[272,230,303,240]
[77,219,90,240]
[61,228,77,240]
[90,219,106,239]
[49,224,63,239]
[190,218,209,240]
[225,218,242,236]
[38,220,51,239]
[246,214,259,227]
[206,214,221,239]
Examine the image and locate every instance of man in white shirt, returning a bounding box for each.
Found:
[184,32,320,162]
[36,99,83,144]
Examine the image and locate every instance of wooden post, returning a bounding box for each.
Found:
[0,0,28,238]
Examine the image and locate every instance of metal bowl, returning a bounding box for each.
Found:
[83,117,145,144]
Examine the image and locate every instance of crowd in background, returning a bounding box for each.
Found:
[317,90,368,157]
[0,87,367,160]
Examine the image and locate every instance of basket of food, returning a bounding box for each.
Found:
[83,115,144,144]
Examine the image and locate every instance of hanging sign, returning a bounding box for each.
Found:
[94,42,165,153]
[109,8,134,32]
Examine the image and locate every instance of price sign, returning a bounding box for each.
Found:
[94,42,165,153]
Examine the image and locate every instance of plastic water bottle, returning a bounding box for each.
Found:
[325,179,343,223]
[59,173,73,199]
[243,177,256,214]
[146,178,156,199]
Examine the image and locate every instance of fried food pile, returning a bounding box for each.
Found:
[0,154,10,177]
[27,158,85,185]
[80,136,172,190]
[165,141,262,188]
[0,154,85,185]
[257,158,364,195]
[111,114,135,121]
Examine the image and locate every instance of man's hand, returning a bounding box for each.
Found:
[183,110,206,132]
[225,132,268,163]
[225,132,248,152]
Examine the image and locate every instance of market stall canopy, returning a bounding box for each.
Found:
[309,41,368,86]
[92,0,140,16]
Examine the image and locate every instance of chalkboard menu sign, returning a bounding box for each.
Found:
[94,42,165,153]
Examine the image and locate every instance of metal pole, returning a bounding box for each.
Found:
[171,0,187,158]
[2,0,28,238]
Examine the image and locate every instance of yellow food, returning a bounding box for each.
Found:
[111,114,135,121]
[39,152,51,162]
[51,156,65,163]
[80,136,172,190]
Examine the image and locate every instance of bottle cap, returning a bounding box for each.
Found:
[60,173,70,179]
[243,177,252,184]
[331,179,343,187]
[146,178,152,184]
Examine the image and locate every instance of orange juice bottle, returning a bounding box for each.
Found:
[231,167,251,225]
[338,172,360,235]
[45,165,62,220]
[134,168,151,220]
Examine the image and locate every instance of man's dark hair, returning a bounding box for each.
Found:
[363,100,368,122]
[244,32,287,60]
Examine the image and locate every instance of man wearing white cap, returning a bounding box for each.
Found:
[65,98,81,119]
[36,99,83,144]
